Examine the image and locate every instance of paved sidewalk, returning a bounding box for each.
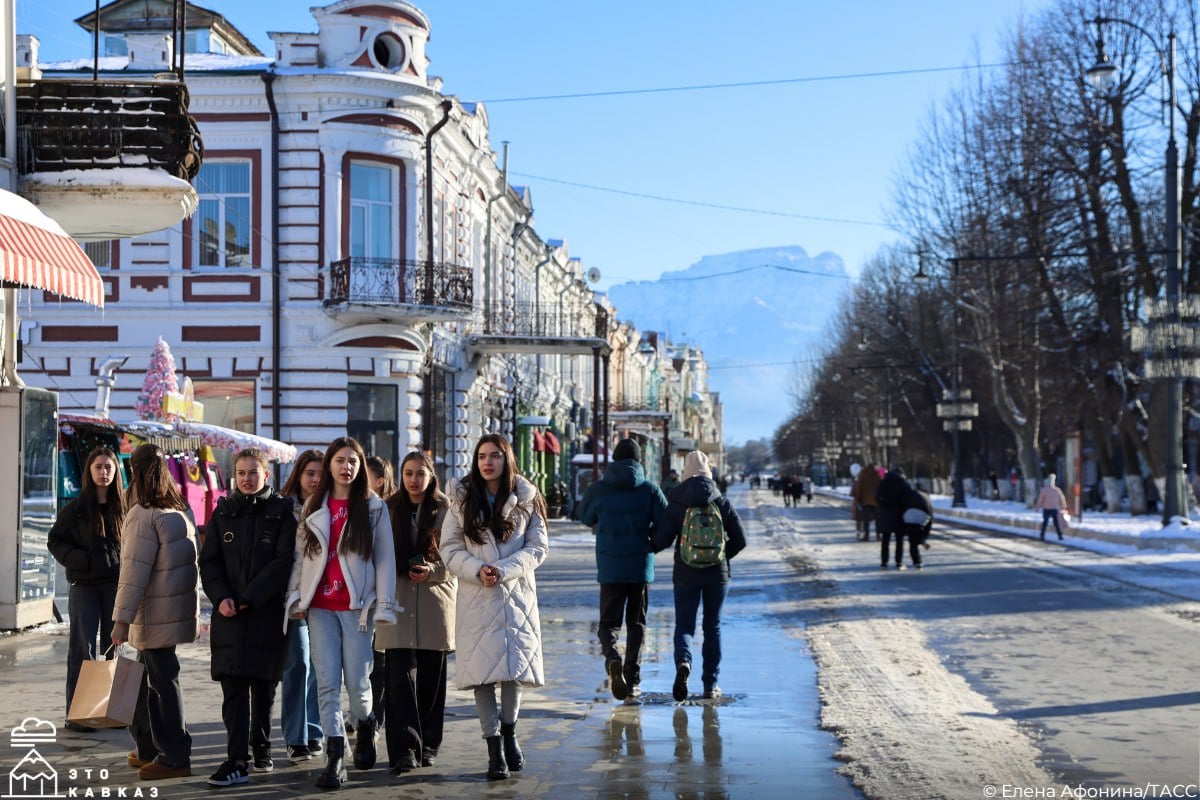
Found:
[1,507,861,799]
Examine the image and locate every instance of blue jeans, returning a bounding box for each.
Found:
[65,581,117,714]
[673,581,729,690]
[280,618,323,747]
[307,608,375,738]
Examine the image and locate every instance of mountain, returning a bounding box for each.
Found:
[605,246,848,445]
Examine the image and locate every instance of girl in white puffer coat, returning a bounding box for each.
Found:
[441,434,548,782]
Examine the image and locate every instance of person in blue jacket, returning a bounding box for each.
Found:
[652,450,747,702]
[578,438,668,702]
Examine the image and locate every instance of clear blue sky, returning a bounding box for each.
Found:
[19,0,1050,289]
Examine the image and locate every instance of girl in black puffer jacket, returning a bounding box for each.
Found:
[48,446,126,731]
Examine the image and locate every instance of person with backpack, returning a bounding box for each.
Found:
[875,465,913,570]
[899,485,934,570]
[578,438,668,702]
[652,450,746,702]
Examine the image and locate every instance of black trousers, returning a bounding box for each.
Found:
[383,648,448,761]
[220,677,277,762]
[130,647,191,768]
[370,650,386,727]
[599,583,649,687]
[65,582,117,714]
[880,531,922,566]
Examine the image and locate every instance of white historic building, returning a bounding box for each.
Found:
[18,0,722,490]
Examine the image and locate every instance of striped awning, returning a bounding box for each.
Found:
[0,189,103,307]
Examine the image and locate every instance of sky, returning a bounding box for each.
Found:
[18,0,1055,291]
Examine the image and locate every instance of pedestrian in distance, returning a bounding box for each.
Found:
[199,448,298,787]
[578,438,668,703]
[48,446,126,733]
[652,450,747,702]
[364,454,396,731]
[278,449,325,765]
[375,451,455,774]
[111,443,200,781]
[441,434,549,781]
[286,436,397,790]
[899,485,934,570]
[366,455,397,500]
[1035,474,1069,541]
[875,465,913,570]
[850,463,882,541]
[660,468,681,497]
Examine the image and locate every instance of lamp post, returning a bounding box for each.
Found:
[1087,17,1187,526]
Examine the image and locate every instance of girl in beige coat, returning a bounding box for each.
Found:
[111,443,199,781]
[375,451,454,774]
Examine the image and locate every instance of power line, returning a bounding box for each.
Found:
[477,62,1014,104]
[510,171,891,227]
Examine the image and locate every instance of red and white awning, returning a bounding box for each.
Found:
[0,189,103,307]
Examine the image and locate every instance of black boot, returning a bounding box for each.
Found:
[316,736,347,789]
[352,715,377,770]
[500,721,524,771]
[485,735,508,780]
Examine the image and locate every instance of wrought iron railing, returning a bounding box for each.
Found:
[16,79,203,181]
[611,399,665,412]
[325,257,473,310]
[481,301,606,338]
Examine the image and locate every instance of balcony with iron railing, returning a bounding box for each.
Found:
[468,300,610,356]
[323,257,474,322]
[15,78,203,239]
[480,301,607,339]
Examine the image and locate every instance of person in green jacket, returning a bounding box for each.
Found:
[578,439,668,702]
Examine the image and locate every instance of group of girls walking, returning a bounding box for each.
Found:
[50,432,549,788]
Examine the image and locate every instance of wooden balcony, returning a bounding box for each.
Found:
[15,78,203,239]
[323,257,474,323]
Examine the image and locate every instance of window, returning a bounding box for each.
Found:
[192,380,255,433]
[103,36,128,57]
[83,240,113,269]
[349,163,395,259]
[347,383,398,469]
[194,161,252,268]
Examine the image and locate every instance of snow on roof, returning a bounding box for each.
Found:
[0,188,69,235]
[41,52,273,72]
[27,168,194,190]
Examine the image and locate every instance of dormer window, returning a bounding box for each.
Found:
[372,32,407,71]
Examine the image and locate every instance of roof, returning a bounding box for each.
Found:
[74,0,264,57]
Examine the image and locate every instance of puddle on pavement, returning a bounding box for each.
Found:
[575,590,863,798]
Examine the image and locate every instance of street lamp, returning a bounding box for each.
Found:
[1087,16,1187,526]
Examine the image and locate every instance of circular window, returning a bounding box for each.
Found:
[373,33,407,70]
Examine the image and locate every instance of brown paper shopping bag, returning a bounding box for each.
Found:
[67,647,144,728]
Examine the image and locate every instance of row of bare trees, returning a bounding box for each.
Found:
[777,0,1200,513]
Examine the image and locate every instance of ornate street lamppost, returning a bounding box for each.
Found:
[1087,16,1188,526]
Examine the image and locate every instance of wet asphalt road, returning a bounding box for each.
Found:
[0,488,861,799]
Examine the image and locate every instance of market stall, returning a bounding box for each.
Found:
[58,414,296,534]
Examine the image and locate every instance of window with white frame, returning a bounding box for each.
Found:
[194,161,252,268]
[349,163,396,259]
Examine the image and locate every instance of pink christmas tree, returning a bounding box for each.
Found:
[135,337,179,421]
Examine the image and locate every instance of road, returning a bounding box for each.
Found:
[750,486,1200,798]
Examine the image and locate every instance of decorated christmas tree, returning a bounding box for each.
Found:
[134,337,179,421]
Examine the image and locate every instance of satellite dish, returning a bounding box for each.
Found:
[586,267,602,284]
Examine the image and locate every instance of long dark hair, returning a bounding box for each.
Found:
[78,446,126,541]
[281,449,324,501]
[301,437,373,560]
[127,443,188,511]
[386,451,448,565]
[460,434,546,545]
